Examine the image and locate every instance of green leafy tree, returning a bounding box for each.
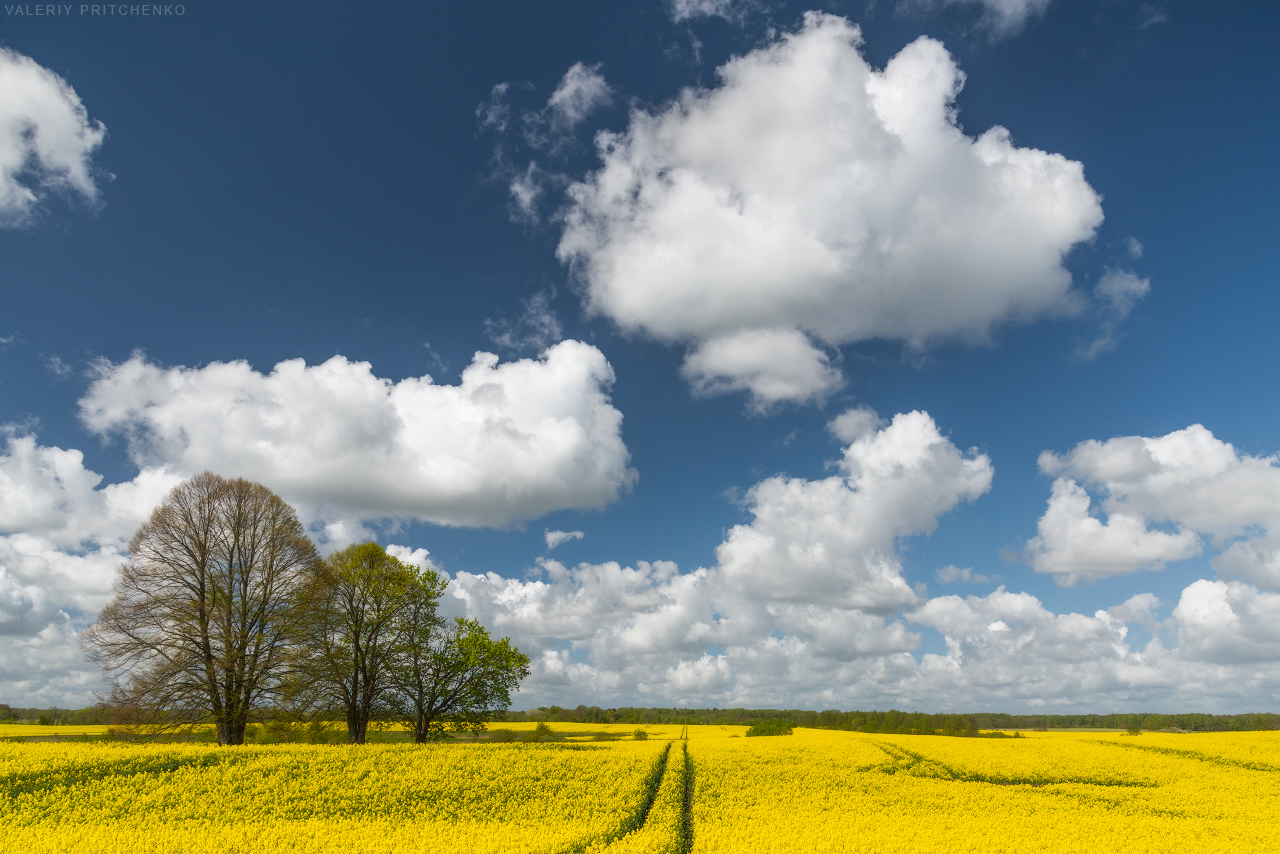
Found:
[389,613,530,743]
[297,542,420,744]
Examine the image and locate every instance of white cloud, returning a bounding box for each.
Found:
[681,328,843,411]
[438,413,1280,711]
[385,544,434,570]
[1172,579,1280,664]
[1079,268,1150,360]
[0,340,634,703]
[0,432,179,702]
[1027,424,1280,586]
[558,14,1102,407]
[546,63,611,129]
[449,409,994,707]
[827,406,885,444]
[716,410,993,610]
[545,529,585,550]
[78,341,637,530]
[485,290,564,353]
[0,47,106,225]
[14,408,1280,712]
[669,0,757,23]
[935,564,998,585]
[478,64,610,225]
[913,0,1054,36]
[507,160,544,223]
[1025,477,1200,585]
[0,619,107,707]
[1136,4,1169,31]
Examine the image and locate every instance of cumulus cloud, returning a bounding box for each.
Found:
[545,529,585,550]
[827,406,885,444]
[558,13,1102,408]
[440,414,1280,711]
[385,544,435,570]
[0,341,634,703]
[716,410,993,610]
[682,328,843,411]
[78,342,637,530]
[1026,424,1280,587]
[0,47,106,225]
[448,409,994,707]
[1025,477,1200,585]
[1172,579,1280,664]
[0,432,179,703]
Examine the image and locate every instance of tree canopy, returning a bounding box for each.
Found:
[81,472,319,745]
[83,473,529,745]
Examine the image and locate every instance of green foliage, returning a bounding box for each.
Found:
[387,609,531,744]
[522,722,555,743]
[633,728,650,740]
[295,542,422,744]
[487,728,518,743]
[745,720,793,737]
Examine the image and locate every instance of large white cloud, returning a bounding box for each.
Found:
[904,580,1280,711]
[0,342,635,703]
[12,408,1280,712]
[0,47,106,225]
[715,410,993,610]
[1027,425,1280,586]
[448,409,995,707]
[79,341,637,529]
[441,414,1280,712]
[558,13,1103,407]
[0,433,178,703]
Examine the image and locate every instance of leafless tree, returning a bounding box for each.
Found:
[82,472,319,745]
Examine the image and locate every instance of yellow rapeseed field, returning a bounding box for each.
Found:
[2,725,1278,853]
[690,729,1280,853]
[0,740,667,854]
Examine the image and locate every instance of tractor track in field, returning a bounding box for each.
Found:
[560,740,682,854]
[679,742,694,854]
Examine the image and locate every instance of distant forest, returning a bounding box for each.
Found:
[505,705,1280,734]
[6,702,1279,734]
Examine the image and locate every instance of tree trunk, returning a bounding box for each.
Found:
[217,718,247,746]
[347,710,367,744]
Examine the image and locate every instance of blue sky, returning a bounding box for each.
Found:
[3,0,1280,712]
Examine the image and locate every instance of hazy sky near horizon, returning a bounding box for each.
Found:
[3,0,1280,713]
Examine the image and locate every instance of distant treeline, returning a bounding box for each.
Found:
[505,705,1280,734]
[8,702,1279,734]
[0,704,113,726]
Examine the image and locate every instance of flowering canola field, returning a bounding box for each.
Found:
[2,727,1278,853]
[691,729,1280,853]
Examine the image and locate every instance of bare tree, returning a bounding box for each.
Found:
[82,472,319,746]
